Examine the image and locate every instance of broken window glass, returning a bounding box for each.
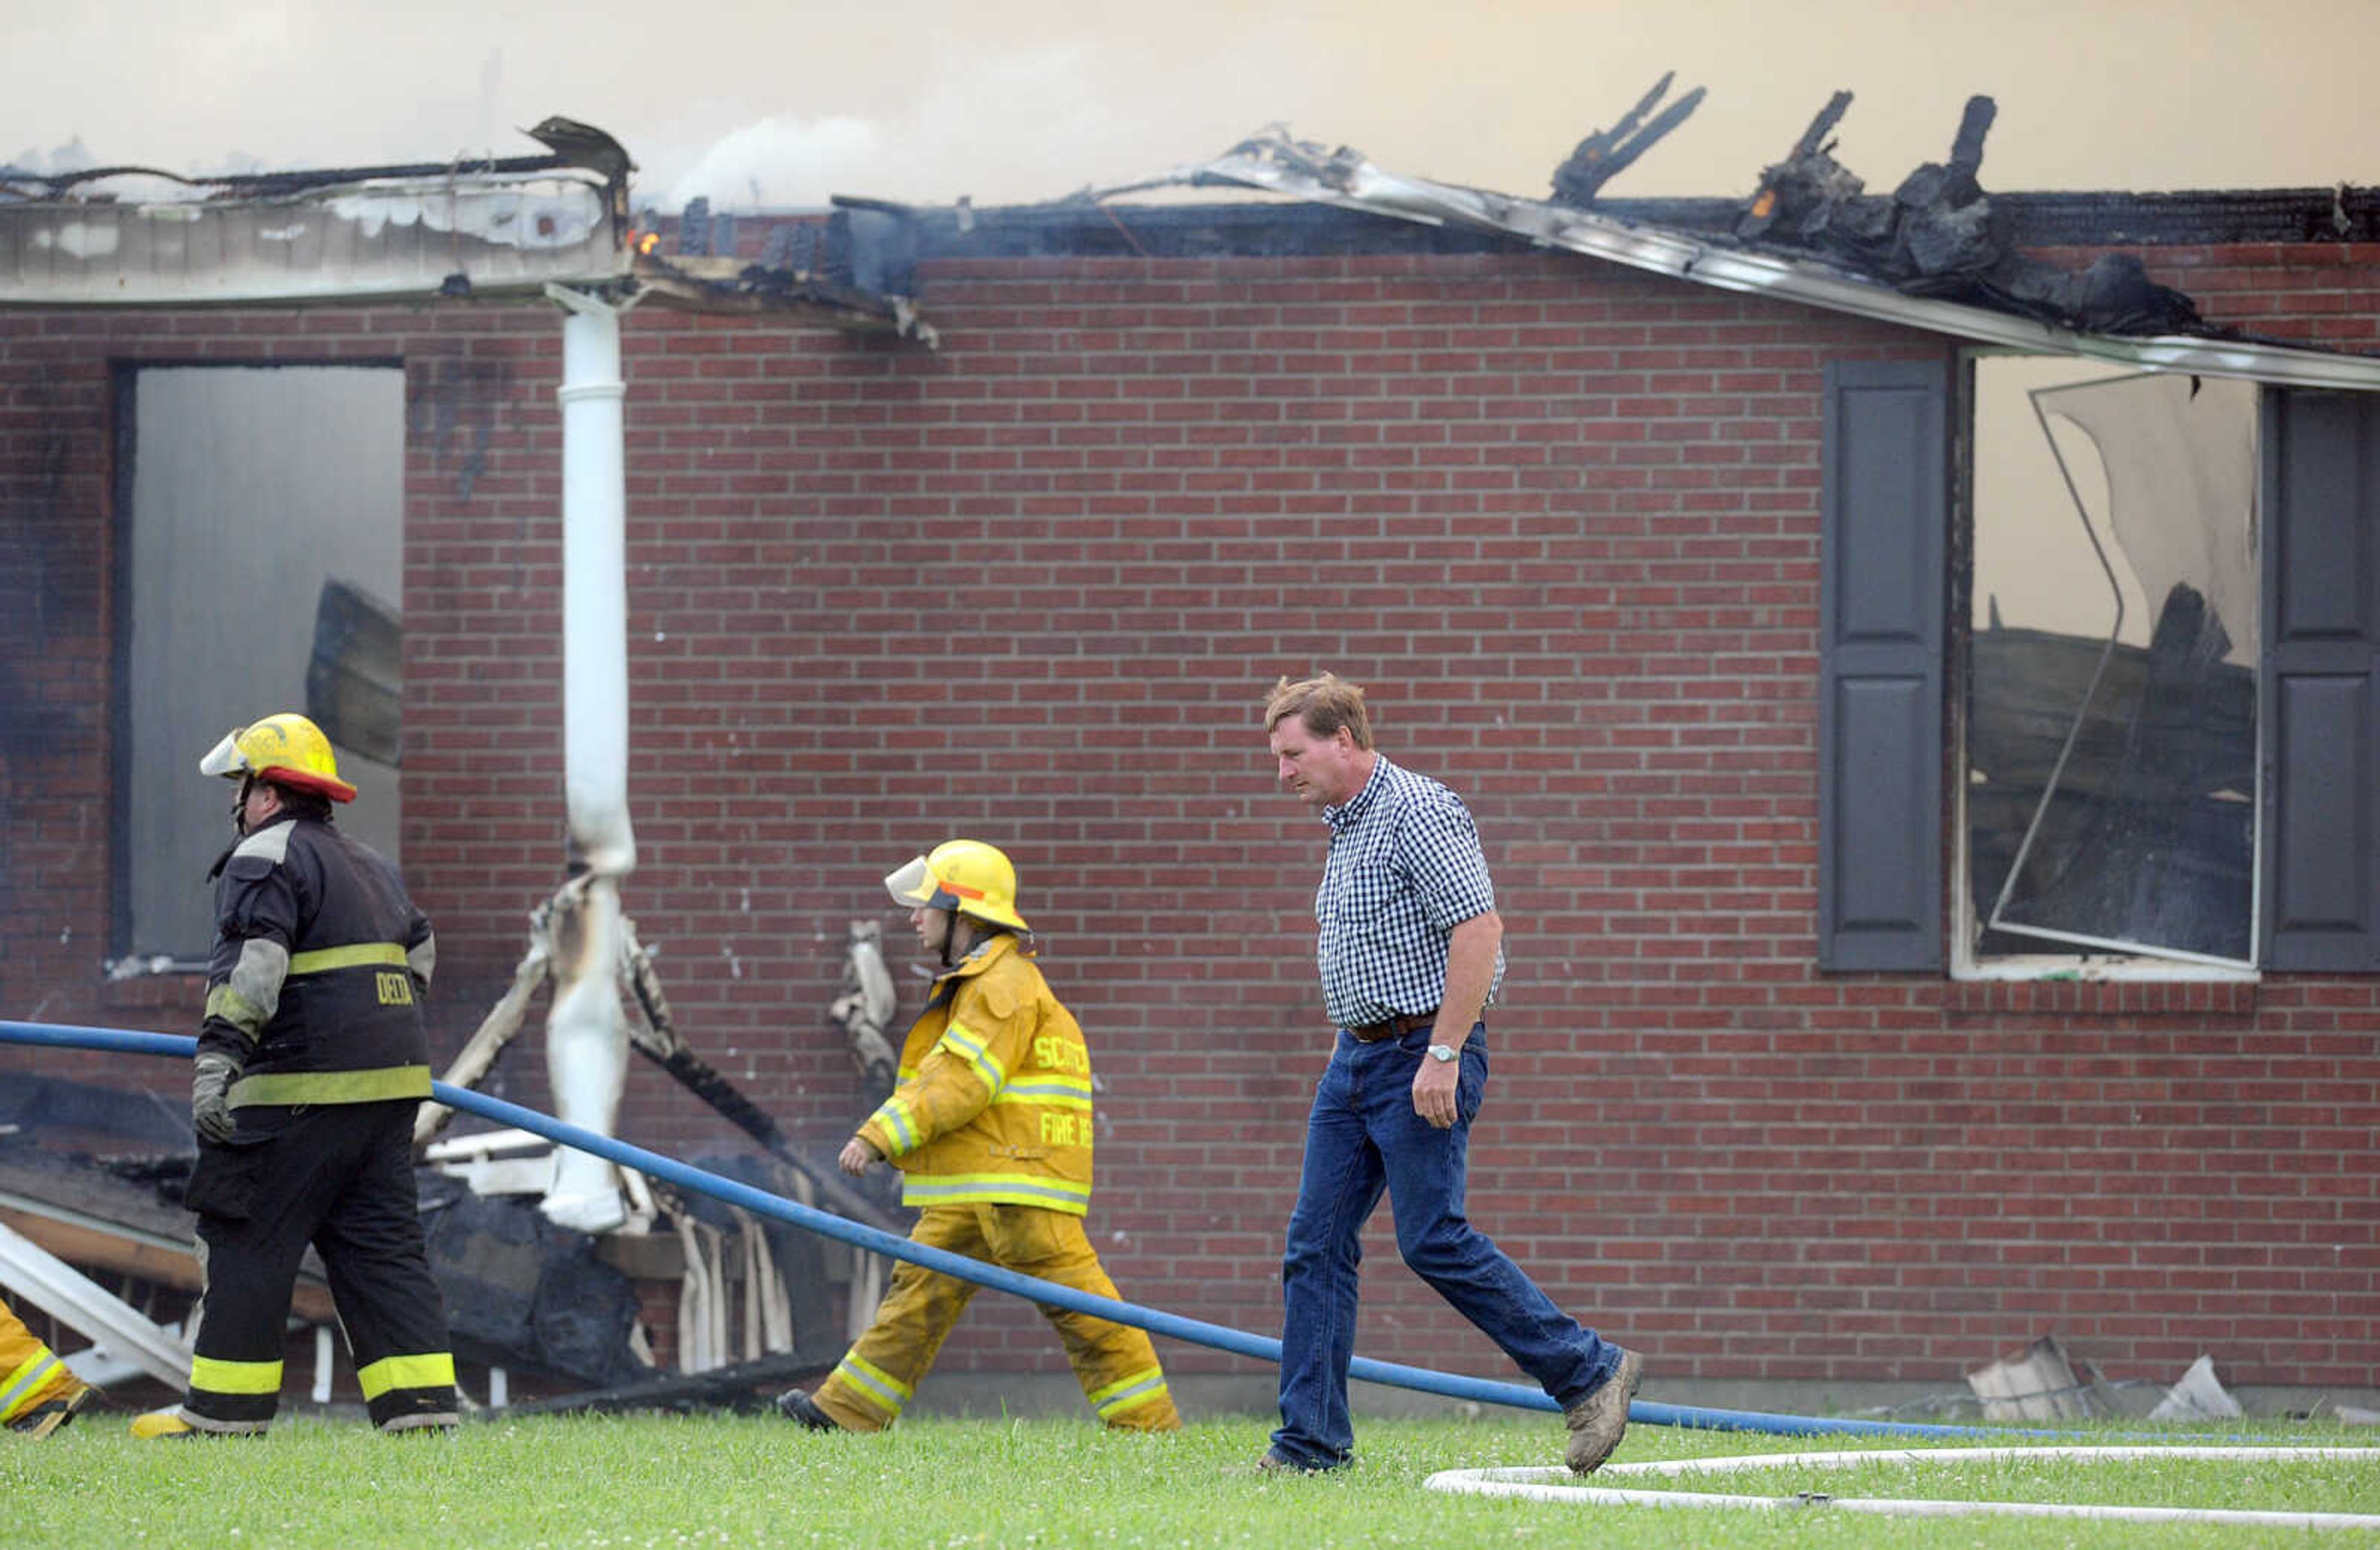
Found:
[1965,361,2258,967]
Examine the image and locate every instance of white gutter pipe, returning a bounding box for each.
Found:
[537,282,640,1235]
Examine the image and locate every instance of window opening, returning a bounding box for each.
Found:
[113,364,404,972]
[1965,361,2258,968]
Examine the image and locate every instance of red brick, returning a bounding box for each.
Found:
[5,243,2379,1387]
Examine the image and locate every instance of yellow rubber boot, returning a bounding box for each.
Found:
[131,1407,200,1439]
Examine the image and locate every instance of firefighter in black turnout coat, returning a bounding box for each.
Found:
[134,713,459,1438]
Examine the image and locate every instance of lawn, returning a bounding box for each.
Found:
[8,1407,2379,1548]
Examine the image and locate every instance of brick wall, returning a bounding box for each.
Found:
[4,228,2375,1396]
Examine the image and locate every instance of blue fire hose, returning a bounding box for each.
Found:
[0,1018,2122,1440]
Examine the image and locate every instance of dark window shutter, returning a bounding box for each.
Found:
[2263,389,2380,971]
[1818,359,1949,970]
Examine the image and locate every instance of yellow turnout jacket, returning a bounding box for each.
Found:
[857,933,1096,1215]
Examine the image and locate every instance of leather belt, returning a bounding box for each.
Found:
[1348,1008,1438,1043]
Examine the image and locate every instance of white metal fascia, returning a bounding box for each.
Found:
[0,173,628,306]
[1183,139,2380,394]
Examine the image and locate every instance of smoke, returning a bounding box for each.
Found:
[654,37,1120,213]
[663,115,886,213]
[4,136,97,176]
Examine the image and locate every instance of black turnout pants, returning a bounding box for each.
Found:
[183,1098,456,1431]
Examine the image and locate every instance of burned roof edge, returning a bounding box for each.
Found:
[0,175,630,307]
[1115,130,2380,393]
[1580,189,2380,249]
[1994,187,2380,249]
[0,116,634,206]
[0,117,638,309]
[883,187,2380,263]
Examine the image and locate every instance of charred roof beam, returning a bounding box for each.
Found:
[1551,71,1707,206]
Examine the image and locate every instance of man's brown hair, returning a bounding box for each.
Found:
[1264,672,1373,751]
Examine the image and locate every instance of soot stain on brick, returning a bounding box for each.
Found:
[410,358,513,500]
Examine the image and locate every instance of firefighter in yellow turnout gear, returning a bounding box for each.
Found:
[1,1295,92,1438]
[778,840,1179,1434]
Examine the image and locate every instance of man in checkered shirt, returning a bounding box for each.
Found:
[1257,672,1641,1477]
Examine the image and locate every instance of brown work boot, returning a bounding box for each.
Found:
[1562,1348,1642,1474]
[7,1378,92,1439]
[1254,1448,1338,1474]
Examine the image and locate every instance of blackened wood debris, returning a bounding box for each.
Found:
[1738,92,2210,336]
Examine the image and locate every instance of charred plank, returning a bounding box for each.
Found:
[1549,73,1706,207]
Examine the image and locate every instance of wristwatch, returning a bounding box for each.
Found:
[1427,1043,1457,1063]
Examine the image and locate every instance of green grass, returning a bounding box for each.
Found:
[8,1409,2379,1548]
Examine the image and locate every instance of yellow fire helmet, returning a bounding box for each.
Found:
[198,712,359,803]
[884,839,1029,933]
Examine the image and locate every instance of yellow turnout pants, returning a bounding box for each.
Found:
[0,1297,78,1426]
[815,1202,1178,1432]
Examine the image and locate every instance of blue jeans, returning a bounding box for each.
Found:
[1271,1024,1617,1469]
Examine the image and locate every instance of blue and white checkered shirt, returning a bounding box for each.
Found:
[1312,755,1504,1029]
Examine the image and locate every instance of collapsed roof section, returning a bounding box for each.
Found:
[1139,116,2380,394]
[627,194,936,343]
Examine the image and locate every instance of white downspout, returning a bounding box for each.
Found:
[540,281,638,1235]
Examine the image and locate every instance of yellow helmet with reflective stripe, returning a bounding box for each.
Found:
[884,839,1029,932]
[199,713,358,803]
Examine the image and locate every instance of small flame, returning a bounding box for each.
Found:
[629,228,660,256]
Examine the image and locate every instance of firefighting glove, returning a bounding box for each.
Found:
[191,1053,240,1145]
